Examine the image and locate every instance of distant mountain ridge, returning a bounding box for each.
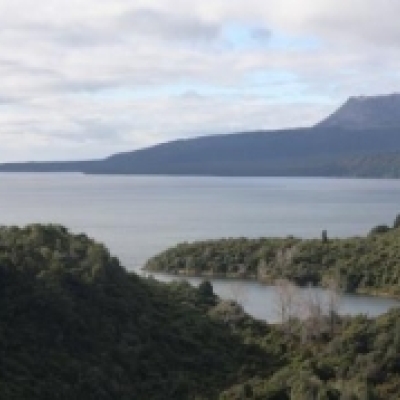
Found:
[1,93,400,177]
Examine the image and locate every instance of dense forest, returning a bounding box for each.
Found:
[1,224,400,399]
[145,216,400,298]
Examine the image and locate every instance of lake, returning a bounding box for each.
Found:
[1,173,399,320]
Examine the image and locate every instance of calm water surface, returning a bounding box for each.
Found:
[1,173,399,320]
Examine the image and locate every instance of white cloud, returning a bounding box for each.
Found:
[0,0,399,161]
[119,8,221,43]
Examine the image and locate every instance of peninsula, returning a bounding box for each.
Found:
[145,215,400,299]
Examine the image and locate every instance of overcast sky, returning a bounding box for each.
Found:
[0,0,399,162]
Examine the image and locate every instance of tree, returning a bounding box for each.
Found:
[393,214,400,229]
[326,278,341,335]
[198,280,214,298]
[369,225,390,235]
[300,287,325,342]
[274,279,299,334]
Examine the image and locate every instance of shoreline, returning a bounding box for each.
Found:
[143,268,400,302]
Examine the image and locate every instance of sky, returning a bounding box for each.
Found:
[1,0,400,162]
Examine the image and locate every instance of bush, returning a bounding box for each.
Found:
[369,225,390,235]
[198,280,214,298]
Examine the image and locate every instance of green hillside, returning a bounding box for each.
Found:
[1,224,400,399]
[0,225,276,399]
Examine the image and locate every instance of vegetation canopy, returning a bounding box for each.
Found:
[1,224,400,399]
[145,216,400,298]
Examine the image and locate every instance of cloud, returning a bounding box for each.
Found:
[250,27,272,43]
[120,8,221,43]
[0,0,399,162]
[0,91,333,162]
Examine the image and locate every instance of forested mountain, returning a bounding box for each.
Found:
[1,94,400,177]
[1,224,400,399]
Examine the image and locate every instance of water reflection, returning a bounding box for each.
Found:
[152,273,399,323]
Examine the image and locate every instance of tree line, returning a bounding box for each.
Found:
[145,215,400,298]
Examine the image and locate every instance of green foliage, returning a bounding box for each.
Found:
[0,224,274,400]
[198,279,215,298]
[369,225,391,235]
[232,308,400,399]
[1,224,400,399]
[145,223,400,296]
[393,214,400,229]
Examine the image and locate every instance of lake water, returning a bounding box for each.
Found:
[1,173,399,320]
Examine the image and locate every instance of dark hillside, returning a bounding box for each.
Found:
[1,94,400,177]
[86,127,400,176]
[1,224,400,399]
[1,126,400,177]
[318,93,400,130]
[0,225,273,400]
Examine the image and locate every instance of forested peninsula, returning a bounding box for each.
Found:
[1,224,400,399]
[145,216,400,298]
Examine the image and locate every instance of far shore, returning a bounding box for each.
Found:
[142,267,400,302]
